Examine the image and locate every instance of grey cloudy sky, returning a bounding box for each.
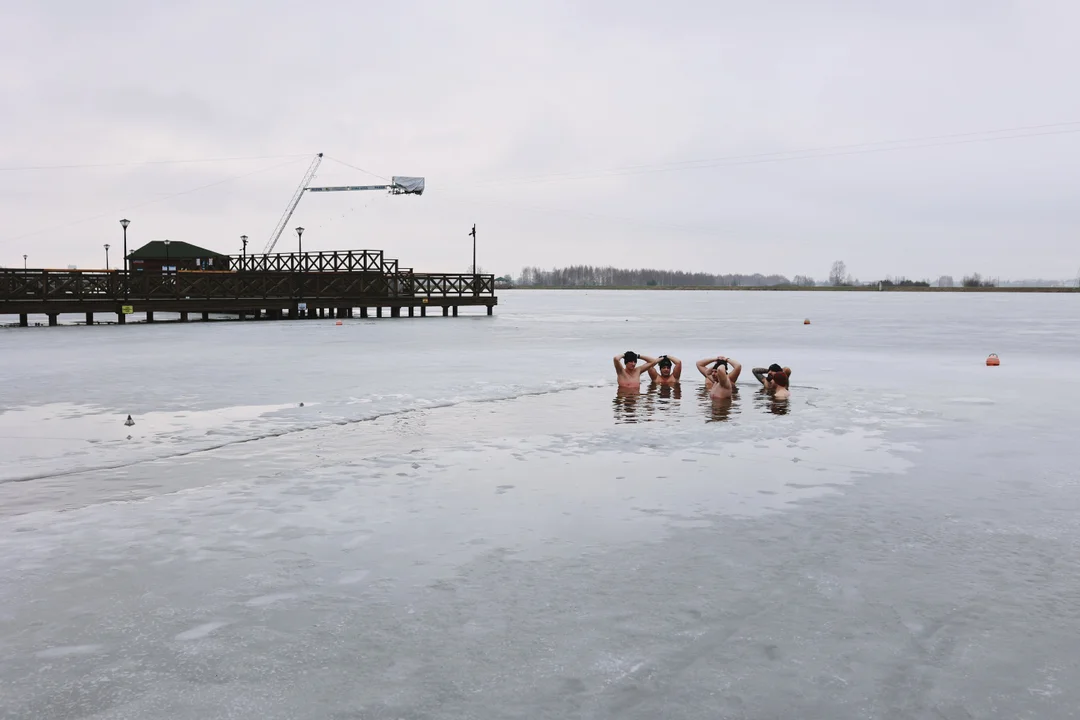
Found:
[2,0,1079,281]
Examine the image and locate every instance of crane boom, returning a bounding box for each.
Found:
[306,184,394,193]
[265,158,424,255]
[264,153,324,254]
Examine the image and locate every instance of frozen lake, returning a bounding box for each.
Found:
[1,289,1079,719]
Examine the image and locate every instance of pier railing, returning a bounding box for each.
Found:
[0,269,496,303]
[232,249,393,273]
[410,273,496,297]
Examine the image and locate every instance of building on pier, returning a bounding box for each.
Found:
[127,241,231,273]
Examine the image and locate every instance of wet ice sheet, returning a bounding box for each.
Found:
[0,387,923,717]
[6,385,1077,719]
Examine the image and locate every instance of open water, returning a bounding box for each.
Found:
[1,289,1079,719]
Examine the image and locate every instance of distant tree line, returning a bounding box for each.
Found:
[503,260,1015,289]
[515,265,790,288]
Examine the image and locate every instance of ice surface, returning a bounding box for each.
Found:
[2,290,1080,719]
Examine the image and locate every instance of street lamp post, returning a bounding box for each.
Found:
[163,239,171,272]
[241,235,248,269]
[295,226,304,272]
[104,244,110,270]
[23,254,27,270]
[469,223,477,275]
[119,219,130,274]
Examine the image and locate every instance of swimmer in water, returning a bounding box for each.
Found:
[770,368,790,400]
[753,363,791,396]
[647,355,682,386]
[613,351,662,389]
[696,355,741,399]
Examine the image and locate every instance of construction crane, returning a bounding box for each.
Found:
[263,152,425,254]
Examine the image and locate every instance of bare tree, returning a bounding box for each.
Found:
[962,273,995,288]
[792,275,816,286]
[829,260,847,286]
[936,275,955,288]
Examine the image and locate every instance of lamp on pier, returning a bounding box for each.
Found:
[119,219,130,273]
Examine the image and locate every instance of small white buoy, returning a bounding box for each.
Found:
[124,415,135,427]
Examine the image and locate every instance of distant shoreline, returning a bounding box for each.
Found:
[504,285,1079,293]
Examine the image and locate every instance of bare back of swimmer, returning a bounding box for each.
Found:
[753,363,791,398]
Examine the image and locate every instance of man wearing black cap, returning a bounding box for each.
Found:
[613,351,662,389]
[647,354,682,386]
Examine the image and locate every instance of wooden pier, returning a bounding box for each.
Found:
[0,249,497,327]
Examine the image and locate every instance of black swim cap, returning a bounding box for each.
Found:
[768,363,783,373]
[623,351,638,363]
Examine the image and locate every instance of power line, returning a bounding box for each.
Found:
[431,190,724,236]
[325,156,391,182]
[0,153,310,172]
[460,120,1080,187]
[434,125,1080,235]
[1,157,306,244]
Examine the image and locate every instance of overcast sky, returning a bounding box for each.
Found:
[2,0,1078,281]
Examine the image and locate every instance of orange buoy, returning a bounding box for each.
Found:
[335,320,343,326]
[986,353,1000,366]
[803,319,811,325]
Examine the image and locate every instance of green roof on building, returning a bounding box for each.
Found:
[127,241,229,260]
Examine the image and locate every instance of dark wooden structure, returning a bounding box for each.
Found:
[128,240,231,273]
[1,249,497,327]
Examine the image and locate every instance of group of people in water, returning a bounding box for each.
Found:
[613,351,791,400]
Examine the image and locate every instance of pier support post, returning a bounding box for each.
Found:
[180,311,189,322]
[408,306,414,317]
[421,305,426,317]
[376,307,383,318]
[19,313,28,327]
[487,304,493,316]
[442,306,449,317]
[453,306,458,317]
[48,313,58,326]
[391,306,400,318]
[360,307,368,318]
[328,308,335,318]
[318,308,325,318]
[85,312,93,326]
[146,311,155,323]
[118,313,126,325]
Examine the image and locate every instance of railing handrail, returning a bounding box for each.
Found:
[0,268,498,302]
